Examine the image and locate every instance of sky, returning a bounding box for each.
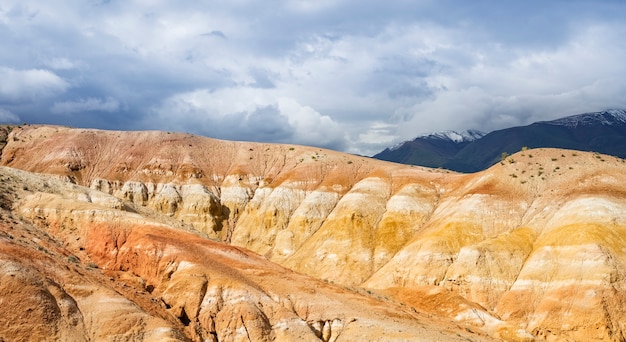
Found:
[1,0,626,155]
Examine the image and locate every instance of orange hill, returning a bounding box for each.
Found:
[3,124,626,341]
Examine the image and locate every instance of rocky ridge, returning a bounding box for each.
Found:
[2,125,626,340]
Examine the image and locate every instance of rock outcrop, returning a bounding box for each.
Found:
[3,125,626,340]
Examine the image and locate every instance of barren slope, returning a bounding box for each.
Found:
[3,125,626,340]
[0,166,488,341]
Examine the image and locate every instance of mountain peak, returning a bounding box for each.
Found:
[374,108,626,172]
[543,109,626,128]
[385,129,485,153]
[421,129,486,143]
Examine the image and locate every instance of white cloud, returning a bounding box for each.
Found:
[44,57,82,70]
[0,67,68,103]
[395,23,626,139]
[276,97,345,148]
[285,0,346,12]
[152,87,346,150]
[0,108,20,123]
[51,97,120,114]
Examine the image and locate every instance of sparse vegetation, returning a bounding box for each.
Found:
[592,152,606,161]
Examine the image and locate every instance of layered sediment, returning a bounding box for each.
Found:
[3,125,626,341]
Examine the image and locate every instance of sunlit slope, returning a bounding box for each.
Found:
[1,166,488,342]
[3,125,626,340]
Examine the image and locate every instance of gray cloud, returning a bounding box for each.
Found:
[0,108,20,123]
[0,67,68,103]
[51,97,120,114]
[1,0,625,155]
[202,31,227,39]
[150,87,346,150]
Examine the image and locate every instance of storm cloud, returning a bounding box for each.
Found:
[1,0,625,155]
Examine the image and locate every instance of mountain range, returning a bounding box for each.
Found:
[374,109,626,172]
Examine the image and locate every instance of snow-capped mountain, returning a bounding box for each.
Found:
[543,109,626,128]
[374,109,626,172]
[424,129,486,143]
[376,129,486,168]
[387,130,485,152]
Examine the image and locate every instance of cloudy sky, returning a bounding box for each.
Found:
[1,0,625,155]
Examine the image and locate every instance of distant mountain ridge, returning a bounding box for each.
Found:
[375,129,485,168]
[374,109,626,172]
[420,129,486,143]
[542,108,626,127]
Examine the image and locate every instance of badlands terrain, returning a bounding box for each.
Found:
[2,124,626,341]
